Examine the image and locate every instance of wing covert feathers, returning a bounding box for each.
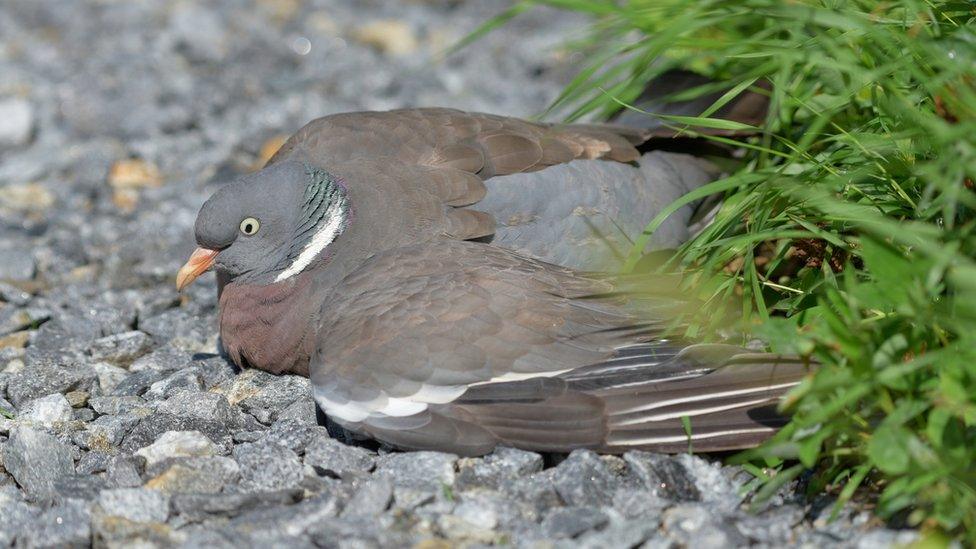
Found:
[310,241,812,456]
[267,108,666,250]
[268,108,645,178]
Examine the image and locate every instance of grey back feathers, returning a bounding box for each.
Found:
[475,151,716,271]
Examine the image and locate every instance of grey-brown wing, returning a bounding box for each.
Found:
[308,240,635,452]
[311,240,631,394]
[269,107,646,179]
[266,109,647,250]
[308,240,811,456]
[270,109,725,270]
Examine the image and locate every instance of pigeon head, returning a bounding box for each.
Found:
[177,161,351,290]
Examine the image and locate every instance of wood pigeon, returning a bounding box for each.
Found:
[177,107,810,456]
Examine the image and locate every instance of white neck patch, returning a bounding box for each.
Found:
[274,198,348,282]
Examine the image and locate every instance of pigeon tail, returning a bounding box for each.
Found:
[421,344,812,456]
[583,345,810,453]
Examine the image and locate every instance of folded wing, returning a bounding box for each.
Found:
[309,240,811,456]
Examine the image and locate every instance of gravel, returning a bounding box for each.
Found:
[17,393,73,427]
[96,488,170,524]
[2,426,76,502]
[0,0,915,546]
[0,98,34,148]
[134,430,218,468]
[88,331,154,365]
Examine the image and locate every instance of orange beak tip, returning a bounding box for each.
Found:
[176,247,219,292]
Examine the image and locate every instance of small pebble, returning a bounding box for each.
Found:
[0,98,33,147]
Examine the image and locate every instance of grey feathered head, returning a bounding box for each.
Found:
[177,161,350,289]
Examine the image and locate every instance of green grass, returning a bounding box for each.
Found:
[469,0,976,542]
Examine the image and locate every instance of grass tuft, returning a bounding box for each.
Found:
[470,0,976,541]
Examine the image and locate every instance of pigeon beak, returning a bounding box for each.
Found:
[176,247,219,291]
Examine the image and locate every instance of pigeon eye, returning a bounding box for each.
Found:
[239,217,260,236]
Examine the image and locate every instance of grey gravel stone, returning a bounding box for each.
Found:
[129,344,193,373]
[225,494,345,547]
[542,506,608,539]
[2,426,75,501]
[376,451,457,492]
[121,391,239,451]
[171,489,304,525]
[32,300,134,352]
[611,486,670,519]
[237,374,310,424]
[452,498,502,531]
[70,407,92,423]
[456,446,543,491]
[193,355,240,390]
[145,456,241,494]
[91,516,184,547]
[105,455,145,489]
[75,451,115,476]
[678,454,742,510]
[0,282,32,306]
[0,306,49,336]
[304,433,376,479]
[97,487,170,523]
[50,474,108,502]
[135,430,217,468]
[855,528,919,548]
[138,308,216,353]
[262,419,322,453]
[88,330,154,365]
[88,395,149,416]
[625,451,702,502]
[0,98,33,147]
[438,513,501,544]
[734,504,805,545]
[551,450,620,507]
[0,485,40,546]
[233,442,304,492]
[306,516,412,549]
[90,361,131,394]
[662,504,750,548]
[19,498,91,548]
[575,517,663,549]
[341,477,393,518]
[275,395,317,425]
[17,393,72,427]
[30,319,98,353]
[109,369,166,397]
[502,470,564,520]
[73,413,139,451]
[143,368,205,400]
[6,351,96,408]
[158,390,236,423]
[0,394,15,416]
[0,245,35,282]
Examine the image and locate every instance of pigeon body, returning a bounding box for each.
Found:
[180,107,810,455]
